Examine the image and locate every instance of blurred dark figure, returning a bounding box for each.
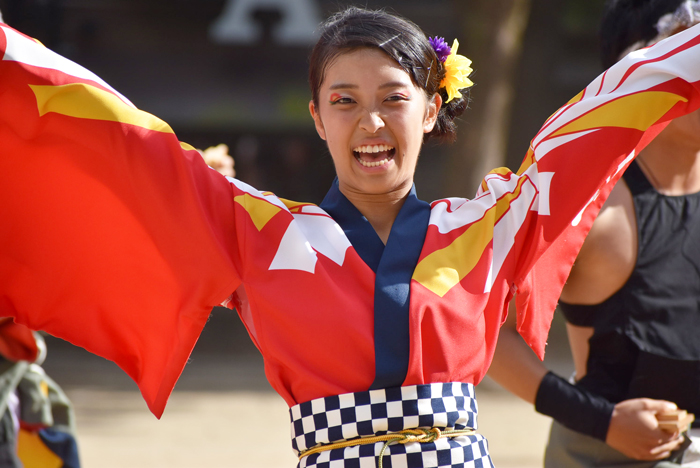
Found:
[489,1,700,466]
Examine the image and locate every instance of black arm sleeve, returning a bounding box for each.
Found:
[535,371,615,441]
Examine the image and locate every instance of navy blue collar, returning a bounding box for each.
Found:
[320,179,385,272]
[320,179,431,388]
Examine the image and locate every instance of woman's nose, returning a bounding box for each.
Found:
[358,108,385,133]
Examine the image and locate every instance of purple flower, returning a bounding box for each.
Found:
[429,36,451,63]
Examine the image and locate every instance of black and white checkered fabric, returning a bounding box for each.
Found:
[289,382,494,468]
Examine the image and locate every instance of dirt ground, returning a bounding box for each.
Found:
[41,308,574,468]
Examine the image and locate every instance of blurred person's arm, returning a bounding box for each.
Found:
[489,304,681,460]
[487,302,547,404]
[489,182,683,460]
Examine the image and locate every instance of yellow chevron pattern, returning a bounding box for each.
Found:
[180,141,197,152]
[279,198,315,212]
[479,167,512,193]
[30,83,173,133]
[552,91,687,136]
[414,177,528,296]
[234,193,281,231]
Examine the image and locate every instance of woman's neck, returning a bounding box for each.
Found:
[637,133,700,196]
[340,184,411,244]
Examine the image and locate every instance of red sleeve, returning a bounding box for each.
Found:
[510,25,700,358]
[0,24,242,417]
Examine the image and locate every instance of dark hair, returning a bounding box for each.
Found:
[600,0,686,68]
[308,7,468,143]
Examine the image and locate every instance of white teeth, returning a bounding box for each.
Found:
[352,144,394,167]
[352,144,394,153]
[358,157,390,167]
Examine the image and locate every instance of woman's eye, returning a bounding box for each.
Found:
[386,94,409,102]
[329,95,353,105]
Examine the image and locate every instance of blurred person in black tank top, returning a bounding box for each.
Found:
[488,1,700,466]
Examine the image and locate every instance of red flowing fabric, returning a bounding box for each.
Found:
[0,24,242,417]
[0,319,38,362]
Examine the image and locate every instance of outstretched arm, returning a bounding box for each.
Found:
[507,22,700,361]
[0,24,245,417]
[489,303,682,460]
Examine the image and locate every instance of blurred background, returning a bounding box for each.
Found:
[1,0,606,466]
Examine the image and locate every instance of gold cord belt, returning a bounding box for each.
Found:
[298,427,476,468]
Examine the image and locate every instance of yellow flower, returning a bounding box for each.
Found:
[440,39,474,103]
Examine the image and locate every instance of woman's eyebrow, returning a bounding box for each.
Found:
[328,81,410,91]
[328,83,358,90]
[379,81,410,89]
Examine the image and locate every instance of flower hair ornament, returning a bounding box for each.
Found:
[429,36,474,103]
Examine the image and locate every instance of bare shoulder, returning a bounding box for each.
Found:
[560,180,637,305]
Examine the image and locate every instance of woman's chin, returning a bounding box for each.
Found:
[344,176,412,199]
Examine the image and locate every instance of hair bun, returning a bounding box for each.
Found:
[427,90,469,143]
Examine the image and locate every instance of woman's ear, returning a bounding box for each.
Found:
[309,101,327,141]
[423,93,442,133]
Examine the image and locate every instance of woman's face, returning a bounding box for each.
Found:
[309,48,440,198]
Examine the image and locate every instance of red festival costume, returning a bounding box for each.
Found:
[1,21,700,463]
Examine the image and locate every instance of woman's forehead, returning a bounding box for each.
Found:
[321,49,412,89]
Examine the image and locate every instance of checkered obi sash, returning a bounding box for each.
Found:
[290,382,494,468]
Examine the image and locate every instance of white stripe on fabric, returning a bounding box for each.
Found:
[485,178,537,293]
[532,25,700,150]
[428,171,522,236]
[1,26,132,107]
[533,130,600,162]
[229,177,290,212]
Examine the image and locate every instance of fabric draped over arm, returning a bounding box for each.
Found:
[0,24,243,418]
[503,25,700,358]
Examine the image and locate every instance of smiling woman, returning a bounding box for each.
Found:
[309,48,441,242]
[1,6,700,468]
[306,8,470,244]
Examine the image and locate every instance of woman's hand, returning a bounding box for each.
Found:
[606,398,684,460]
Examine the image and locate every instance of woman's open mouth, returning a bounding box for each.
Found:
[352,144,396,168]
